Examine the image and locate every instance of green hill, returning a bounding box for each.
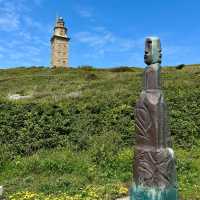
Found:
[0,66,200,200]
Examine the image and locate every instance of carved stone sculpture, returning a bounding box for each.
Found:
[131,37,179,200]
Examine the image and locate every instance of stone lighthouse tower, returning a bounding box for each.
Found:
[51,17,70,68]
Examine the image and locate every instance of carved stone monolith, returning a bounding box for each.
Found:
[131,37,179,200]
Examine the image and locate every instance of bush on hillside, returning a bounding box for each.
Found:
[0,67,200,166]
[109,66,133,72]
[176,64,185,70]
[84,73,98,80]
[78,65,94,71]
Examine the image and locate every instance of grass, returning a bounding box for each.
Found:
[1,147,200,199]
[0,65,200,199]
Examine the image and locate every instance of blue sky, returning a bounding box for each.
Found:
[0,0,200,68]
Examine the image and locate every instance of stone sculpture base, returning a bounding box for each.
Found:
[131,185,178,200]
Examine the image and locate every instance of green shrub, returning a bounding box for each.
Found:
[176,64,185,70]
[109,66,133,72]
[78,65,94,71]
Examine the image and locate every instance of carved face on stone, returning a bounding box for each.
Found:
[144,37,162,65]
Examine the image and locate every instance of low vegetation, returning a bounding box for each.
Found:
[0,65,200,199]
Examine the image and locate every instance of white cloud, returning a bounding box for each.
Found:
[78,9,92,18]
[75,31,115,48]
[0,0,45,32]
[74,27,143,58]
[164,45,188,56]
[0,17,19,30]
[0,1,21,31]
[23,16,44,30]
[75,5,93,18]
[0,0,51,67]
[33,0,44,6]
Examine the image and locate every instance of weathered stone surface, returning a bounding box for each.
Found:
[51,17,70,68]
[131,37,178,200]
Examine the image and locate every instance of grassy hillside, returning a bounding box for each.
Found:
[0,66,200,199]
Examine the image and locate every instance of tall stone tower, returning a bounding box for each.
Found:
[51,17,70,68]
